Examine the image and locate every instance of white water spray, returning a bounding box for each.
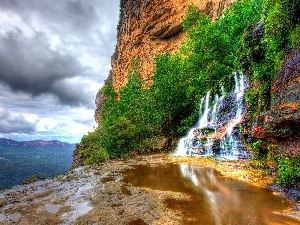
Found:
[197,92,210,129]
[174,73,251,159]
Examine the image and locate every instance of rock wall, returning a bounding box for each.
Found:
[253,46,300,156]
[97,1,300,157]
[95,0,237,122]
[112,0,237,92]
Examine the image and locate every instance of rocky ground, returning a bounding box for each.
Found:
[0,154,299,225]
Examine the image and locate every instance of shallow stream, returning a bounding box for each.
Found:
[123,163,298,225]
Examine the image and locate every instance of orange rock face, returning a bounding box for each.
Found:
[95,0,237,123]
[112,0,237,92]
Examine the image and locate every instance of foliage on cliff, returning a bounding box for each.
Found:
[243,0,300,118]
[78,0,300,187]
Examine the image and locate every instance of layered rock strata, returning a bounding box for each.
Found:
[253,46,300,155]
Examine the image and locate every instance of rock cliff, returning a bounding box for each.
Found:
[95,0,300,158]
[113,0,237,91]
[253,46,300,156]
[95,0,237,123]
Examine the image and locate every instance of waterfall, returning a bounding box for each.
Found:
[174,72,252,160]
[197,92,210,129]
[221,85,225,96]
[174,92,210,156]
[218,73,251,159]
[210,94,219,130]
[233,72,245,123]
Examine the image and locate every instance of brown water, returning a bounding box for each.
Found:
[122,163,298,225]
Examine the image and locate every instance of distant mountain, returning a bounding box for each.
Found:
[0,138,75,190]
[0,138,74,147]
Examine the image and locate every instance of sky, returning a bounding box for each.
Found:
[0,0,120,143]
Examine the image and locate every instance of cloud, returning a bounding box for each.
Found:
[0,88,97,143]
[0,30,86,106]
[50,78,95,107]
[0,108,36,134]
[0,0,119,142]
[0,0,119,108]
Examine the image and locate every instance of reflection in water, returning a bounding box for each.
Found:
[62,184,93,222]
[123,164,298,225]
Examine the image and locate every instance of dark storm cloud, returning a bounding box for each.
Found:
[0,109,36,134]
[0,30,86,106]
[0,0,98,31]
[0,0,119,58]
[50,79,94,107]
[0,0,119,142]
[0,0,119,108]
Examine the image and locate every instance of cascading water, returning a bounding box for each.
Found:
[209,94,219,130]
[174,72,252,160]
[218,72,251,159]
[175,92,210,156]
[197,92,210,128]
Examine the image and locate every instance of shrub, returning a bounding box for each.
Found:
[102,116,137,157]
[79,130,109,165]
[277,155,300,188]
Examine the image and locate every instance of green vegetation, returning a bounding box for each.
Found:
[247,139,300,188]
[249,140,278,160]
[79,130,109,165]
[277,155,300,188]
[117,3,124,34]
[242,0,300,117]
[79,0,300,187]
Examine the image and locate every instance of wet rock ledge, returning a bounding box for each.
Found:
[0,154,299,225]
